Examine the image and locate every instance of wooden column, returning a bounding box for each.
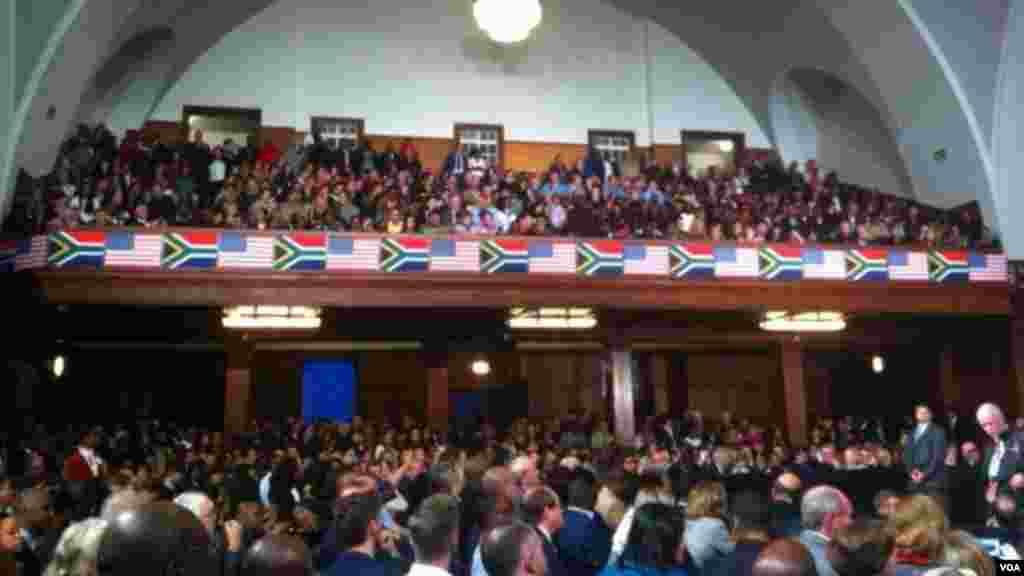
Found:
[223,334,252,446]
[426,365,450,431]
[1014,289,1024,418]
[651,354,669,416]
[669,352,689,416]
[781,339,808,446]
[938,342,957,410]
[611,348,636,443]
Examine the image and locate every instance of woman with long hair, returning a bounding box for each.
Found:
[599,502,688,576]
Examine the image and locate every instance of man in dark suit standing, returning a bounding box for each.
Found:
[555,473,611,576]
[976,403,1024,517]
[903,404,947,509]
[523,486,567,576]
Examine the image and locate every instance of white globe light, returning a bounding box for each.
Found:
[471,359,492,377]
[872,355,885,374]
[474,0,542,44]
[718,140,735,153]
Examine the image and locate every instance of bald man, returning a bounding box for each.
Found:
[242,535,311,576]
[96,501,219,576]
[770,472,803,538]
[752,539,818,576]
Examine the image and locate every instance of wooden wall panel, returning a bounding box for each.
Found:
[366,134,452,175]
[686,353,785,430]
[143,120,184,145]
[651,353,670,415]
[357,350,427,425]
[261,126,298,151]
[504,141,586,173]
[652,144,683,167]
[250,351,302,422]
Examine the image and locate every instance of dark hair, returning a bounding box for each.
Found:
[731,490,773,533]
[619,502,684,571]
[828,518,894,576]
[408,494,460,563]
[521,487,559,526]
[567,473,597,510]
[334,492,381,550]
[481,521,536,576]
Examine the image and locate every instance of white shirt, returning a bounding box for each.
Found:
[408,563,453,576]
[209,160,226,183]
[538,525,553,544]
[471,544,489,576]
[989,441,1006,479]
[78,447,102,476]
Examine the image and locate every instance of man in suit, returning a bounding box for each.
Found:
[797,485,852,576]
[555,472,611,576]
[976,403,1024,516]
[442,143,468,178]
[704,490,773,576]
[522,486,566,576]
[903,404,947,509]
[325,491,404,576]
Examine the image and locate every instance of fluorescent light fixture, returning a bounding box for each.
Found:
[872,355,885,374]
[471,358,492,376]
[222,305,322,330]
[759,310,846,333]
[507,307,597,330]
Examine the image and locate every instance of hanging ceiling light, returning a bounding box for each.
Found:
[50,355,67,378]
[507,307,597,330]
[717,140,735,153]
[759,310,846,333]
[474,0,543,44]
[222,305,322,330]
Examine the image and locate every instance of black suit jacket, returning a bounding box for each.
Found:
[981,430,1024,492]
[537,527,567,576]
[903,424,947,490]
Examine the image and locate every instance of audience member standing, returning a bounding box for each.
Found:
[797,486,852,576]
[408,494,461,576]
[976,403,1024,517]
[903,404,947,510]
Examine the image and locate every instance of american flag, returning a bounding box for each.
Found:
[327,236,380,271]
[623,244,668,276]
[888,250,929,281]
[969,252,1008,282]
[528,240,576,274]
[430,239,479,272]
[802,248,846,280]
[104,230,162,268]
[218,231,274,269]
[713,245,759,278]
[14,236,48,271]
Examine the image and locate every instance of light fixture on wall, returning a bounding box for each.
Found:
[471,357,492,377]
[717,140,735,153]
[473,0,542,44]
[50,354,67,378]
[222,305,322,330]
[507,307,597,330]
[871,355,885,374]
[759,310,846,333]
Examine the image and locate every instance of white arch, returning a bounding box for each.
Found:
[992,1,1023,258]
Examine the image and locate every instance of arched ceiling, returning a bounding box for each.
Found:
[5,0,1013,248]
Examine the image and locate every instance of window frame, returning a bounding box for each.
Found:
[310,116,365,151]
[587,129,636,167]
[454,123,505,171]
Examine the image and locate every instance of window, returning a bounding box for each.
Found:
[588,130,635,166]
[454,123,504,170]
[311,117,364,150]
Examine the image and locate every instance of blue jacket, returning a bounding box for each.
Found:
[556,507,613,576]
[326,551,404,576]
[597,561,688,576]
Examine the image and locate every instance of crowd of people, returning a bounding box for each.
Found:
[2,123,997,251]
[1,400,1022,576]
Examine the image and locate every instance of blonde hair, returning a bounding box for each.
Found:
[686,481,727,520]
[888,494,948,561]
[43,518,109,576]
